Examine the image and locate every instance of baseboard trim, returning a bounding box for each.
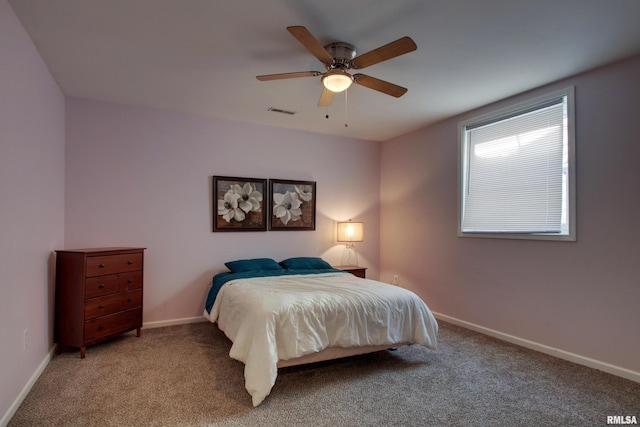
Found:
[142,316,207,329]
[1,345,56,427]
[2,316,206,425]
[433,312,640,384]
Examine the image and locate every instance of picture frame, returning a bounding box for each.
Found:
[269,179,316,231]
[213,176,267,232]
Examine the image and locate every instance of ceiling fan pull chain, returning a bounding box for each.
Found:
[344,89,348,127]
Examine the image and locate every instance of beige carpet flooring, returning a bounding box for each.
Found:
[8,321,640,426]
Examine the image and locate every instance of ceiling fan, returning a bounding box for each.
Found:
[256,26,417,107]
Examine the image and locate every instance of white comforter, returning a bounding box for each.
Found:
[203,272,438,406]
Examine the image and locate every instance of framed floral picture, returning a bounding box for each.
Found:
[213,176,267,232]
[269,179,316,231]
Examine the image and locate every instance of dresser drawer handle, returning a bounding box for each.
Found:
[99,304,105,309]
[128,261,134,265]
[99,264,105,268]
[98,325,104,330]
[127,298,133,303]
[127,317,132,321]
[98,283,105,289]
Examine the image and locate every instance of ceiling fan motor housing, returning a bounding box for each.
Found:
[324,42,356,69]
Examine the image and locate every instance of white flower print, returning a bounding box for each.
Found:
[233,183,263,213]
[217,189,245,223]
[295,185,313,202]
[273,191,302,225]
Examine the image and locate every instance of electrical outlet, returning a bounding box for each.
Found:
[392,275,399,285]
[23,329,29,351]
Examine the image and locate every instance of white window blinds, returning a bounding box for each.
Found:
[461,97,567,234]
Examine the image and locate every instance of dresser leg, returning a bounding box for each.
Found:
[136,327,141,337]
[80,347,86,359]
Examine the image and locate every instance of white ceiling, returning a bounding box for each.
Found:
[9,0,640,141]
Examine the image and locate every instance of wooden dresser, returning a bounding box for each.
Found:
[55,247,145,358]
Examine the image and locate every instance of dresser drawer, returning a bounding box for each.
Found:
[84,308,142,343]
[85,271,142,298]
[86,253,143,277]
[84,290,143,320]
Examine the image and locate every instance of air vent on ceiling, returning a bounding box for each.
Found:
[268,107,296,115]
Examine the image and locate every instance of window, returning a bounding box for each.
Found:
[458,87,575,241]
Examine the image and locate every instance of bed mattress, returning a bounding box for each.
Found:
[204,271,438,406]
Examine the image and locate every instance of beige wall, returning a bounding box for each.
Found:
[64,98,381,323]
[380,55,640,376]
[0,0,65,421]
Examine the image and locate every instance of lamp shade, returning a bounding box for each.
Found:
[337,221,364,242]
[322,69,353,93]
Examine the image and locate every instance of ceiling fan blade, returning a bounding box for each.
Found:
[353,74,408,98]
[287,26,334,65]
[256,71,321,81]
[351,36,417,69]
[318,88,335,107]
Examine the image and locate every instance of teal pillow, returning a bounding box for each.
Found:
[280,257,332,270]
[225,258,283,273]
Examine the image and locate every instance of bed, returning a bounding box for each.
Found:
[203,257,438,406]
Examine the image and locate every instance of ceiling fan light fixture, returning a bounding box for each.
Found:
[322,69,353,93]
